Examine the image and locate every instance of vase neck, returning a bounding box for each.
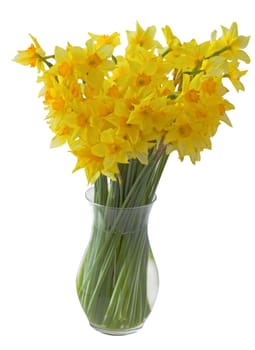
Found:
[91,203,153,236]
[86,186,155,235]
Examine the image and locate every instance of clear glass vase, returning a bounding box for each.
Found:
[76,187,159,335]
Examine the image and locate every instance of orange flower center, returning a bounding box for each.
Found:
[87,53,102,68]
[178,123,192,137]
[136,73,151,87]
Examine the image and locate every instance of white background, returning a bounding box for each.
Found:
[0,0,254,349]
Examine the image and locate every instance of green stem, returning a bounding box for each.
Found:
[205,45,230,59]
[94,175,108,205]
[162,47,172,57]
[37,54,54,68]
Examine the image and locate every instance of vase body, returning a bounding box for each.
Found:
[76,187,159,335]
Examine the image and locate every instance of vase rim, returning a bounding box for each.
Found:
[85,186,157,210]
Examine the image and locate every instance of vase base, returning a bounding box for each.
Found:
[90,322,144,336]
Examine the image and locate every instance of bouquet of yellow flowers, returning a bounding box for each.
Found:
[14,22,250,335]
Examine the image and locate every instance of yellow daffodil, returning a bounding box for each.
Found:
[126,22,161,51]
[161,25,181,51]
[88,32,120,50]
[13,34,46,72]
[207,22,250,63]
[224,61,248,91]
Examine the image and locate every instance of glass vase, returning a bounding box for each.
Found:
[76,187,159,335]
